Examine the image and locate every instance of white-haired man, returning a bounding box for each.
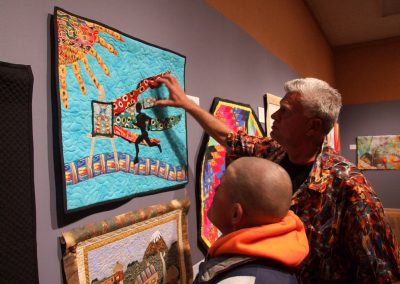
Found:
[156,74,400,283]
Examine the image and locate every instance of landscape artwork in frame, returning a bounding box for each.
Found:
[52,7,188,214]
[62,199,192,284]
[196,98,265,253]
[357,135,400,170]
[263,93,281,136]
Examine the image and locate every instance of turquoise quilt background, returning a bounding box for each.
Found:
[54,8,187,212]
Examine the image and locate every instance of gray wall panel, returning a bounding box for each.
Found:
[340,100,400,208]
[0,1,298,283]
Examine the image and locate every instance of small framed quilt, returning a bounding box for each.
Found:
[61,198,192,284]
[52,7,188,215]
[196,98,265,253]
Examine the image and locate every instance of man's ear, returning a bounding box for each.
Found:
[231,203,244,227]
[306,117,323,136]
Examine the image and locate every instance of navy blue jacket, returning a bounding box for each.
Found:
[193,255,298,284]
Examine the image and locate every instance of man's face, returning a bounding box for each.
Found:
[207,176,234,236]
[270,92,311,147]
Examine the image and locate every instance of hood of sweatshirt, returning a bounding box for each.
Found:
[207,210,309,267]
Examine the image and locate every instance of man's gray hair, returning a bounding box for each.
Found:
[284,78,342,134]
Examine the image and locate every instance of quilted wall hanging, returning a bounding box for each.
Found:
[61,198,192,284]
[52,7,188,215]
[196,98,265,253]
[0,61,39,283]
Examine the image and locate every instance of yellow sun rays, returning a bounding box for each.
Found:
[57,10,124,108]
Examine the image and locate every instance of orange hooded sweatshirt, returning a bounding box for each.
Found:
[207,210,309,267]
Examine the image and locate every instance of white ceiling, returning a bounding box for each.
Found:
[304,0,400,46]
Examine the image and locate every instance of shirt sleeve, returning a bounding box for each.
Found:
[343,176,400,283]
[225,129,284,166]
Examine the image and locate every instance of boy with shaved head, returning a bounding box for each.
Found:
[194,157,309,284]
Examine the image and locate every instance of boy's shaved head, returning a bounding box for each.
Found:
[223,157,292,225]
[207,157,293,234]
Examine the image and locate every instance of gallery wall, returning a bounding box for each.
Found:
[335,37,400,105]
[206,0,335,85]
[340,100,400,208]
[2,1,399,283]
[334,38,400,209]
[0,0,298,283]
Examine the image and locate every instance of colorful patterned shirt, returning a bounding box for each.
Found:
[226,131,400,283]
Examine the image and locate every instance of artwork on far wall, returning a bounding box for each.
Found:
[61,198,192,284]
[263,93,281,136]
[324,123,341,153]
[357,135,400,170]
[196,98,265,253]
[52,7,188,216]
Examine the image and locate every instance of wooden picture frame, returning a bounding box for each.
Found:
[263,93,281,136]
[61,198,192,284]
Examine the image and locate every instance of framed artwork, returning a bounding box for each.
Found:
[323,122,341,153]
[52,7,188,215]
[61,198,192,284]
[357,135,400,170]
[196,98,265,253]
[263,93,281,136]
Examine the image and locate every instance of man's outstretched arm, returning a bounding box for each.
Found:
[156,73,231,146]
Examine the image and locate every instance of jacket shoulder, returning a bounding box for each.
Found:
[194,255,297,284]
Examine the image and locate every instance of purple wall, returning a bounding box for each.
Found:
[0,0,297,283]
[340,100,400,208]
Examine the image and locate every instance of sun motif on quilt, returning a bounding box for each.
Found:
[57,9,123,108]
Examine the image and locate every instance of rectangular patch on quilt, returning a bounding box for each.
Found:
[52,7,188,213]
[61,198,192,284]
